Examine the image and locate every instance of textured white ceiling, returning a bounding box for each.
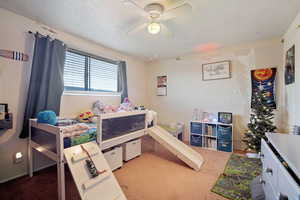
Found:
[1,0,300,60]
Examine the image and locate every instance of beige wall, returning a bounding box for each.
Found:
[282,12,300,130]
[0,8,148,182]
[147,38,284,150]
[1,6,298,183]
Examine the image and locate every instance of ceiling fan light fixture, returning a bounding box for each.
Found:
[148,22,161,34]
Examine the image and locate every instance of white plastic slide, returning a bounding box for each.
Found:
[148,126,204,171]
[64,142,127,200]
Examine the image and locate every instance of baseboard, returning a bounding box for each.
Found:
[33,162,56,173]
[0,172,28,184]
[0,163,56,184]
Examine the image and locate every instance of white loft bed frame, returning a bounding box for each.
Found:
[28,111,147,200]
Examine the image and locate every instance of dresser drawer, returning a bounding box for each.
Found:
[261,139,300,200]
[277,163,300,200]
[261,139,280,191]
[261,177,277,200]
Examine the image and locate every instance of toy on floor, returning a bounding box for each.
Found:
[37,110,57,125]
[77,111,94,123]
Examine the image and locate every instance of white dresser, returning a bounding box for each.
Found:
[261,133,300,200]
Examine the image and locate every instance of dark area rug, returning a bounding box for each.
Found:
[211,154,262,200]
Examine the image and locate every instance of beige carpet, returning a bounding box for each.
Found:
[114,137,231,200]
[0,137,231,200]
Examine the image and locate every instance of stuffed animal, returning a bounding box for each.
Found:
[37,110,57,125]
[104,105,118,113]
[118,97,133,112]
[77,111,94,123]
[92,100,105,115]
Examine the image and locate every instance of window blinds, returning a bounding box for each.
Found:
[64,51,86,90]
[90,58,118,92]
[63,50,119,92]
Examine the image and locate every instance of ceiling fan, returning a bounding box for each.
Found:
[122,0,192,36]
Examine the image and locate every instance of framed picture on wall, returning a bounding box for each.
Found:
[285,45,295,85]
[218,112,232,124]
[0,104,8,120]
[157,75,167,96]
[202,60,231,81]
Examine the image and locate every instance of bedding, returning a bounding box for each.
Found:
[63,123,97,148]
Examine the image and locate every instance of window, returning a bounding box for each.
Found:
[64,50,119,92]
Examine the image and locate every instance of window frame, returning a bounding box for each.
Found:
[63,48,120,94]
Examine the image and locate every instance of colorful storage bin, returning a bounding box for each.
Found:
[190,122,202,134]
[190,134,202,147]
[217,125,232,140]
[217,140,232,152]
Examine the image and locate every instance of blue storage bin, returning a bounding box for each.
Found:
[190,122,202,134]
[217,140,232,152]
[190,134,202,147]
[217,125,232,140]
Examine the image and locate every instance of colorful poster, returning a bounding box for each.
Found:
[251,68,276,108]
[157,75,167,96]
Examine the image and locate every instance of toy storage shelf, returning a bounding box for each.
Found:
[190,121,233,152]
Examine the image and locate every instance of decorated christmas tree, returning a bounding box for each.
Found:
[243,90,277,152]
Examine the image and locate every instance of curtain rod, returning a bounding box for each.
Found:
[27,30,67,47]
[27,30,122,62]
[28,26,57,35]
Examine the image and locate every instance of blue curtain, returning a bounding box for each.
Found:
[118,61,128,103]
[20,34,66,138]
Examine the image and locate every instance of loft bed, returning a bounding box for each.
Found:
[28,111,147,200]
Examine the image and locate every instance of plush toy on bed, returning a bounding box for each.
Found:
[104,105,118,113]
[37,110,57,125]
[92,100,105,115]
[118,97,134,112]
[77,111,94,123]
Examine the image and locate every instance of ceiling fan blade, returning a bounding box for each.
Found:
[162,3,192,21]
[160,23,173,37]
[127,22,148,35]
[122,0,147,15]
[164,0,187,10]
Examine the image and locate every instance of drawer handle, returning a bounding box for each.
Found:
[279,193,288,200]
[265,168,273,175]
[111,152,116,155]
[259,178,265,185]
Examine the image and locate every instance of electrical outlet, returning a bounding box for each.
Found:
[14,152,24,164]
